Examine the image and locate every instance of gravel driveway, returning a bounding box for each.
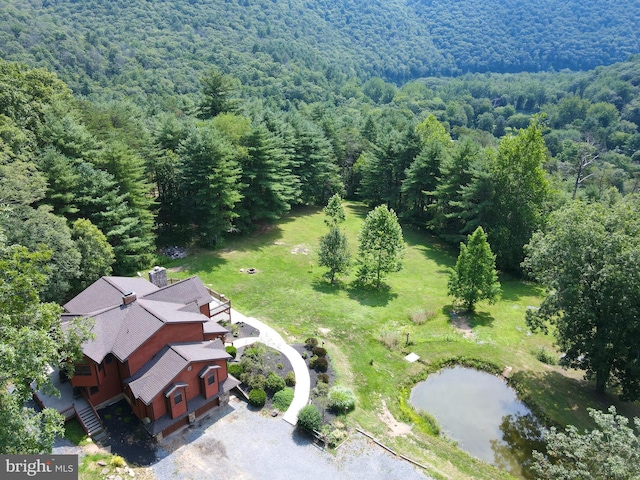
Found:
[151,395,431,480]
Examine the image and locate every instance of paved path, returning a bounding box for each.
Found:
[228,309,310,425]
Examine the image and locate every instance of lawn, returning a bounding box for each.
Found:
[164,202,640,479]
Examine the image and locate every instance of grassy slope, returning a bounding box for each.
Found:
[165,202,640,479]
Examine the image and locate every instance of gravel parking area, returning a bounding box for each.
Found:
[152,395,431,480]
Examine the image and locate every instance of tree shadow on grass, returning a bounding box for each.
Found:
[346,282,398,307]
[310,278,346,295]
[507,369,637,429]
[445,304,495,329]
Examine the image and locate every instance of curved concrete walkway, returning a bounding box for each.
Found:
[228,309,310,425]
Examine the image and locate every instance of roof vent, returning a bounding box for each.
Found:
[122,291,137,305]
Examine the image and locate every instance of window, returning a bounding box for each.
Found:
[174,391,183,405]
[90,386,99,395]
[74,365,91,376]
[207,372,216,385]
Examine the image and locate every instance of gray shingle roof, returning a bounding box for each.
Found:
[142,277,213,307]
[126,339,229,405]
[63,277,159,314]
[65,276,216,364]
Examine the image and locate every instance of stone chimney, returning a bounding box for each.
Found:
[149,266,168,287]
[122,291,137,305]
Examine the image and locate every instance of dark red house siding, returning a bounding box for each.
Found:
[127,323,205,374]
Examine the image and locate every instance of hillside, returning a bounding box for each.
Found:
[1,0,639,102]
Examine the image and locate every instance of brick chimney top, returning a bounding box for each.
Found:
[122,291,137,305]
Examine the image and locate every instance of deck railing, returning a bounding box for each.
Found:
[167,278,231,317]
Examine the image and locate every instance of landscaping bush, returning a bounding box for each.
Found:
[308,355,318,369]
[328,386,356,413]
[305,337,318,350]
[228,363,243,378]
[317,373,329,384]
[297,404,322,432]
[285,371,296,386]
[312,382,329,398]
[248,388,267,407]
[312,346,327,357]
[315,357,329,372]
[272,387,294,411]
[265,371,286,394]
[225,345,237,358]
[247,373,266,391]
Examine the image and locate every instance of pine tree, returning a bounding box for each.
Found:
[448,226,501,311]
[179,123,242,246]
[356,205,405,287]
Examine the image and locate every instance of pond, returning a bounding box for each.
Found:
[409,366,545,478]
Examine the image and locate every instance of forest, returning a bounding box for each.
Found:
[1,0,640,470]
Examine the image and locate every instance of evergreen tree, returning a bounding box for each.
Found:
[323,193,346,226]
[448,226,501,311]
[179,123,242,246]
[356,205,405,287]
[236,124,296,231]
[197,68,239,119]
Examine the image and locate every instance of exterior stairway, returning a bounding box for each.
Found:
[75,402,107,442]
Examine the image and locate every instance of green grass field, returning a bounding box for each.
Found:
[164,202,640,479]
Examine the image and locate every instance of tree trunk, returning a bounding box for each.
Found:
[595,369,609,394]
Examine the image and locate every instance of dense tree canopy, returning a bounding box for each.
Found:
[524,193,640,400]
[532,407,640,480]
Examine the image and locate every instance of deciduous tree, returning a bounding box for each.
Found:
[524,193,640,399]
[532,407,640,480]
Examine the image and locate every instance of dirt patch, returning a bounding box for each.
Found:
[450,311,474,339]
[290,245,310,255]
[318,327,331,336]
[167,266,185,273]
[378,400,412,437]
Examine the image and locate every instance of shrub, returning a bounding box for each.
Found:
[247,373,266,391]
[277,362,283,369]
[327,427,348,448]
[244,346,263,359]
[110,455,126,468]
[312,382,329,398]
[309,355,319,369]
[265,371,286,394]
[272,387,294,411]
[297,404,322,432]
[285,371,296,386]
[328,386,356,413]
[379,330,400,349]
[312,346,327,357]
[536,347,558,365]
[225,345,237,358]
[305,337,319,350]
[317,373,329,384]
[315,357,329,372]
[228,363,243,378]
[410,309,436,325]
[248,388,266,407]
[240,356,259,373]
[301,351,308,360]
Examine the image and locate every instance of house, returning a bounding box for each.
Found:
[60,267,239,440]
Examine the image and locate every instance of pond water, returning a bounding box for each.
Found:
[409,366,545,478]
